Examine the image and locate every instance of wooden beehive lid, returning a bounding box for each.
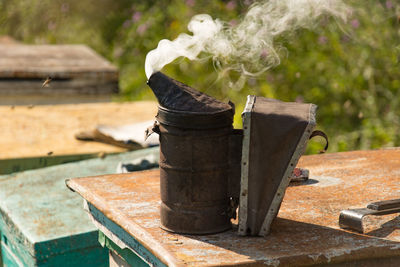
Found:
[0,35,19,44]
[0,44,117,80]
[0,101,158,160]
[0,147,158,264]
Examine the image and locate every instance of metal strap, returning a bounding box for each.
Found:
[309,130,329,153]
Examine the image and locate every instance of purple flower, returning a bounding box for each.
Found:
[186,0,195,7]
[137,24,148,35]
[229,19,238,27]
[122,20,131,28]
[318,36,327,45]
[260,49,268,59]
[61,3,69,13]
[113,47,124,59]
[226,0,236,10]
[386,1,393,9]
[341,35,351,43]
[351,19,360,29]
[266,74,274,82]
[47,21,56,31]
[132,12,142,22]
[295,95,304,103]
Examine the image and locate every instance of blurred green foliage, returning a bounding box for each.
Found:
[0,0,399,153]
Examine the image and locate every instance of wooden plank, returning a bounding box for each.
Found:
[1,240,24,267]
[0,101,158,160]
[87,201,166,267]
[0,44,116,78]
[0,44,118,96]
[0,153,109,175]
[109,250,131,267]
[67,149,400,266]
[99,232,149,267]
[0,94,112,105]
[0,35,18,45]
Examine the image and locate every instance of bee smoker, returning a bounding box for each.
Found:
[147,72,241,234]
[147,72,326,236]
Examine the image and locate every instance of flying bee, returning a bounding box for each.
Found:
[42,77,52,88]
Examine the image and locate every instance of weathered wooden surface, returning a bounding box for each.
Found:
[0,153,108,175]
[0,147,158,266]
[99,232,149,267]
[0,44,118,95]
[0,36,18,45]
[0,44,116,78]
[68,149,400,267]
[0,94,113,105]
[0,101,158,160]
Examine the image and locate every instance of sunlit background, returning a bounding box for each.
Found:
[1,0,399,152]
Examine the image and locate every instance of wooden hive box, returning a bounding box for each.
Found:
[0,101,158,174]
[0,44,118,105]
[0,147,159,267]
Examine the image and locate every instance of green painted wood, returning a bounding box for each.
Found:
[0,153,116,175]
[0,147,159,266]
[98,231,149,267]
[0,240,2,267]
[1,236,108,267]
[1,240,23,267]
[87,203,166,267]
[34,245,108,267]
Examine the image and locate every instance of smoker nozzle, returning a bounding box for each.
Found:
[147,72,232,114]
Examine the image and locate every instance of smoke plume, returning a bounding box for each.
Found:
[145,0,350,79]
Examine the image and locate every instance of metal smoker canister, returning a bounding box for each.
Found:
[147,72,237,234]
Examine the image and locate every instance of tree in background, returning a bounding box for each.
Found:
[0,0,399,152]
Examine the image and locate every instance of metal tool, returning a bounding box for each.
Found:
[339,199,400,233]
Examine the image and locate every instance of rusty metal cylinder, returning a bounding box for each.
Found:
[156,106,234,234]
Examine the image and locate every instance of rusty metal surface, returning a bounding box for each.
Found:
[67,149,400,266]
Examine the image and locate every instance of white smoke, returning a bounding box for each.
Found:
[145,0,350,79]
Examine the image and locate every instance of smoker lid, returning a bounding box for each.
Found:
[147,72,232,114]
